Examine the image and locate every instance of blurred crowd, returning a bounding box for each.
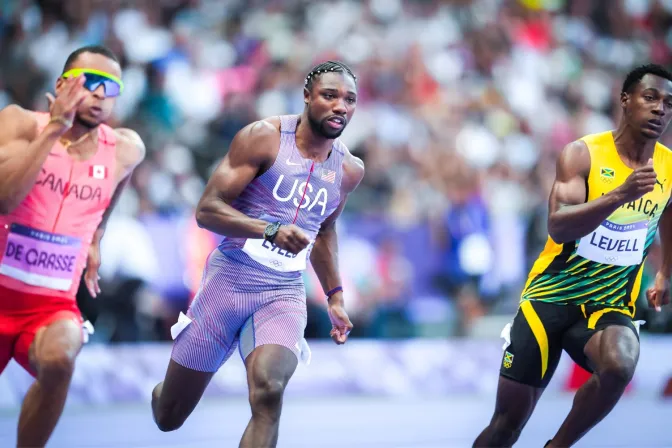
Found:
[1,0,672,342]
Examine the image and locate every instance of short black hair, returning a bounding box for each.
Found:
[622,64,672,94]
[304,60,357,92]
[62,45,119,73]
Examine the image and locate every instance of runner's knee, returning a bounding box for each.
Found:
[33,320,81,386]
[484,411,526,446]
[249,376,285,416]
[152,385,190,432]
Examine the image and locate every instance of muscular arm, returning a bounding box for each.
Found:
[309,153,365,301]
[547,141,627,243]
[0,106,66,213]
[195,120,278,238]
[93,128,147,245]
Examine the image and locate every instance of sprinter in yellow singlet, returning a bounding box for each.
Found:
[474,64,672,448]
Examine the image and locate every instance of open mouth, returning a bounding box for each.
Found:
[326,116,345,129]
[648,119,663,128]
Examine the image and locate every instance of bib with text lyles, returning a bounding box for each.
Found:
[242,236,314,272]
[576,219,648,267]
[0,223,81,291]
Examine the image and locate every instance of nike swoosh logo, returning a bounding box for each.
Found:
[286,159,301,166]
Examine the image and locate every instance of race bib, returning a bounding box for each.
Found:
[0,223,82,291]
[576,220,648,267]
[242,237,313,272]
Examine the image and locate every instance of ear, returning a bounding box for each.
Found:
[303,86,310,104]
[55,77,65,94]
[620,91,629,109]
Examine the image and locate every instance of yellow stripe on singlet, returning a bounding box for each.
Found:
[566,258,591,273]
[520,300,549,379]
[521,240,564,295]
[529,268,627,298]
[628,264,645,313]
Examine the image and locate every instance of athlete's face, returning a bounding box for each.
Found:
[621,74,672,140]
[56,52,121,129]
[304,72,357,139]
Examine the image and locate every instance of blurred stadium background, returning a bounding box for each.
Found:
[1,0,672,446]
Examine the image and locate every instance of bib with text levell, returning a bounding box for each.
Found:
[576,219,648,267]
[0,223,81,291]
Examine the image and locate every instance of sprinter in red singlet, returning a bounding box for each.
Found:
[0,45,145,447]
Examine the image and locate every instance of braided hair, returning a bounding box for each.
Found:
[304,60,357,92]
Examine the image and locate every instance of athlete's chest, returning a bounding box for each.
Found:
[259,164,342,219]
[577,160,669,267]
[590,163,672,221]
[30,151,116,211]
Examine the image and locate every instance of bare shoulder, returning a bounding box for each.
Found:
[561,139,590,158]
[228,117,281,164]
[556,139,590,180]
[0,104,37,124]
[114,127,146,169]
[235,117,280,146]
[0,105,39,142]
[342,147,365,193]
